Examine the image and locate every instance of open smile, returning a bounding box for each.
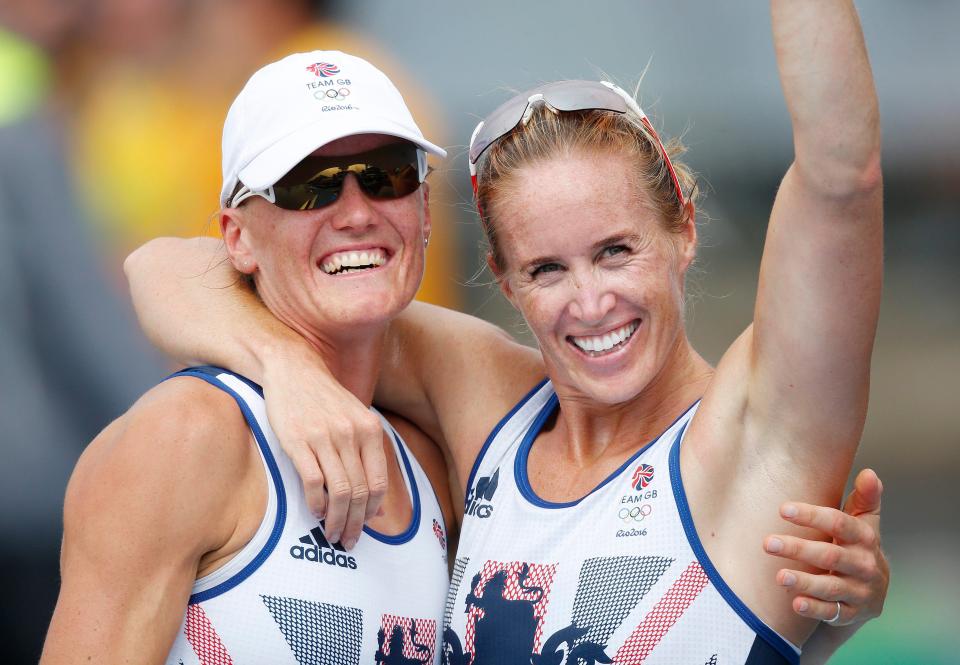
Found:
[567,320,640,357]
[319,248,388,276]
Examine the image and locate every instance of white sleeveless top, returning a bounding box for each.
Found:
[164,367,449,665]
[443,379,801,665]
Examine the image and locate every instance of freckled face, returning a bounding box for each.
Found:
[493,150,694,405]
[238,134,430,339]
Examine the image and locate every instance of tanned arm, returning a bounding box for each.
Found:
[125,238,543,545]
[41,379,254,664]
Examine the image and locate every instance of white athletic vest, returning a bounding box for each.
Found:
[164,367,449,665]
[443,379,801,665]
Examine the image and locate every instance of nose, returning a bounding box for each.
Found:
[328,173,378,233]
[566,271,616,325]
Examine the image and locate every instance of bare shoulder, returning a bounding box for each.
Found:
[45,377,260,662]
[377,301,545,486]
[382,409,455,531]
[65,376,256,560]
[395,302,546,472]
[397,301,544,388]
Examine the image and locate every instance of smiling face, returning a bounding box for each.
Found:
[220,133,430,344]
[492,149,696,405]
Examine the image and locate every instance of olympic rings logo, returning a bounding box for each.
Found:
[618,504,652,523]
[314,88,351,101]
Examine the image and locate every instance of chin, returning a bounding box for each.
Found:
[315,289,411,330]
[543,354,649,407]
[350,295,409,324]
[573,375,650,406]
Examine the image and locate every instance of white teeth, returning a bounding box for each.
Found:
[571,321,639,354]
[320,249,386,275]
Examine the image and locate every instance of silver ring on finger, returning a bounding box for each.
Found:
[824,600,842,624]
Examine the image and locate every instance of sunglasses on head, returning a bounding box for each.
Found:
[467,80,685,207]
[231,143,428,211]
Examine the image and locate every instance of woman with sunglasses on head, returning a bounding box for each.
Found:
[41,52,458,664]
[127,2,887,663]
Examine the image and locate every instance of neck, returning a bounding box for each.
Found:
[285,319,388,407]
[551,336,713,465]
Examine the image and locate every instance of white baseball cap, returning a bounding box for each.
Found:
[220,50,446,208]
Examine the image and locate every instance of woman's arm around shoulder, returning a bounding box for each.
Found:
[124,236,543,549]
[41,377,259,664]
[377,301,545,485]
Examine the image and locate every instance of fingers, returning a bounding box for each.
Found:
[359,420,389,523]
[286,443,327,519]
[260,353,392,551]
[316,451,351,546]
[791,596,853,625]
[763,534,873,578]
[779,502,876,546]
[327,411,386,550]
[336,451,369,552]
[845,467,882,516]
[776,567,870,606]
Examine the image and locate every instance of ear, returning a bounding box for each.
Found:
[220,208,257,274]
[677,201,697,271]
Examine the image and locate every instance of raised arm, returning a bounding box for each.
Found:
[683,1,883,645]
[748,0,882,465]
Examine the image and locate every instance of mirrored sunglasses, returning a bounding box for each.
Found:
[231,143,427,211]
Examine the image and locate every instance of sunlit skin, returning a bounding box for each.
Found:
[221,133,431,401]
[39,132,453,664]
[492,149,713,464]
[120,5,887,657]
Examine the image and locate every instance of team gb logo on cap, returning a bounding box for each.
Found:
[306,62,340,77]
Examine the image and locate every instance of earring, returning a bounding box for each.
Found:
[423,237,430,248]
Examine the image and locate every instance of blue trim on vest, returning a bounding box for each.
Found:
[515,396,700,509]
[165,367,287,605]
[463,377,550,511]
[165,365,265,397]
[362,421,421,545]
[669,424,800,665]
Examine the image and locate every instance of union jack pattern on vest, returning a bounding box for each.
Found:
[443,379,801,665]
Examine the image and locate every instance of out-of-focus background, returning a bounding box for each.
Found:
[1,1,956,662]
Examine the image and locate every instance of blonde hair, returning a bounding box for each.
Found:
[475,105,698,271]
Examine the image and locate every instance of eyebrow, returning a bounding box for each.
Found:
[593,233,642,251]
[522,232,643,268]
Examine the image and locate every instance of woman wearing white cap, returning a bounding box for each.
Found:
[125,2,889,662]
[42,52,455,664]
